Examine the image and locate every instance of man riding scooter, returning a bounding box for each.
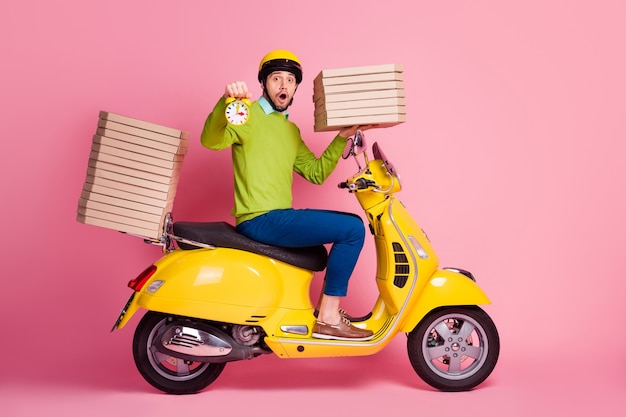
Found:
[111,52,499,395]
[200,49,374,341]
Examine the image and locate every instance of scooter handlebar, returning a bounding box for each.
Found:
[338,178,372,190]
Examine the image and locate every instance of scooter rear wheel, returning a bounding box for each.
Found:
[407,306,500,391]
[132,311,226,394]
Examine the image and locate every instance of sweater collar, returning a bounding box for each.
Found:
[259,96,289,119]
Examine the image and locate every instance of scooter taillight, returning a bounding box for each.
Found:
[128,265,157,291]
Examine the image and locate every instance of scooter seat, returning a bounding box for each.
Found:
[172,221,328,272]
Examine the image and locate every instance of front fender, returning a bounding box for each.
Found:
[400,269,491,333]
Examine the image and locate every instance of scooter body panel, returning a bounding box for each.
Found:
[368,197,440,314]
[119,247,316,328]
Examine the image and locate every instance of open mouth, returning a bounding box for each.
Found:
[278,92,288,101]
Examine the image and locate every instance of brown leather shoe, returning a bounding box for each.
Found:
[314,308,356,321]
[312,317,374,341]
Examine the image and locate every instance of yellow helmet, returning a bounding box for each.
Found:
[258,49,303,84]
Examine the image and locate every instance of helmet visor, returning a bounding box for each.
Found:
[258,59,303,84]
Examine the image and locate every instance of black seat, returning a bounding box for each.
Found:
[172,221,328,272]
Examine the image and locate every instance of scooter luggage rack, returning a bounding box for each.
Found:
[138,212,216,253]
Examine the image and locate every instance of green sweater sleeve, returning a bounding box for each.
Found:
[198,95,349,223]
[294,134,348,185]
[200,97,241,150]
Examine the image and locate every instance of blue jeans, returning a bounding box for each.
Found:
[236,209,365,296]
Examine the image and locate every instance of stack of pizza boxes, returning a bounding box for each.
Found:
[313,64,406,132]
[76,111,189,240]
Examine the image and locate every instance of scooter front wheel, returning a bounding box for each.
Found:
[132,311,226,394]
[407,306,500,392]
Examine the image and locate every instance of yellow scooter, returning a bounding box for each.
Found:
[112,131,500,394]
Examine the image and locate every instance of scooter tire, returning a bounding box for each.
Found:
[132,311,226,394]
[407,306,500,392]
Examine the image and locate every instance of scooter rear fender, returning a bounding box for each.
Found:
[115,247,316,330]
[400,268,491,333]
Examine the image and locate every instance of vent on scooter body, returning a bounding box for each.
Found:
[245,315,267,323]
[392,242,410,288]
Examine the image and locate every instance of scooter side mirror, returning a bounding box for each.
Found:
[353,130,367,154]
[342,130,368,159]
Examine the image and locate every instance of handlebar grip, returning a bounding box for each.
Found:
[338,182,349,189]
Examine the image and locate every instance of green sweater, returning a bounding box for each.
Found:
[200,96,348,224]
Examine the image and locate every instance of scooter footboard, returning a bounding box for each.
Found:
[400,269,491,333]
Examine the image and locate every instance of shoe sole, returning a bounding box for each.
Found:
[311,332,374,342]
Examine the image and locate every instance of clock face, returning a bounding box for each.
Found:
[225,99,250,125]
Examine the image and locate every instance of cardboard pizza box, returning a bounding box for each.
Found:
[78,198,165,225]
[314,113,407,132]
[76,214,161,239]
[78,110,189,239]
[315,96,406,112]
[314,105,407,119]
[87,152,182,182]
[82,182,173,207]
[97,119,188,149]
[99,111,189,139]
[86,166,178,194]
[313,88,405,104]
[313,80,405,101]
[91,141,182,170]
[96,127,186,155]
[83,175,173,201]
[80,190,173,216]
[314,63,404,79]
[92,134,185,162]
[312,64,406,132]
[314,71,403,88]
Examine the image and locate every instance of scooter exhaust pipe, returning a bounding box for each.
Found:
[155,322,266,363]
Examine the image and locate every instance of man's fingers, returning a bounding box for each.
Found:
[225,81,251,99]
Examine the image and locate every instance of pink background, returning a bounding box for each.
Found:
[2,0,624,415]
